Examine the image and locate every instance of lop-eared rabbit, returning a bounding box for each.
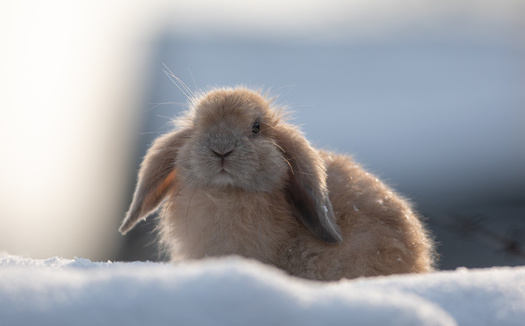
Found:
[120,87,435,280]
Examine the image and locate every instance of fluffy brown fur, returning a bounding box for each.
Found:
[120,87,435,281]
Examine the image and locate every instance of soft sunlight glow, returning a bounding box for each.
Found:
[0,1,152,259]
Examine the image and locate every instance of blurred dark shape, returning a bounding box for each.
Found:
[427,206,525,269]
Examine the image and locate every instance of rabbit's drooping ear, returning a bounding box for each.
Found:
[275,123,343,244]
[119,129,191,234]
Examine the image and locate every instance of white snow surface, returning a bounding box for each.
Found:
[1,254,524,326]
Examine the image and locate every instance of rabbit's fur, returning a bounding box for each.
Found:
[120,87,435,280]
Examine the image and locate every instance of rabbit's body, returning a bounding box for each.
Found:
[161,186,296,268]
[121,87,435,280]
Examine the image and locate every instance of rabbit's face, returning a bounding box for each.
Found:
[176,89,288,192]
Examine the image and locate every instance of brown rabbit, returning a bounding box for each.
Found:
[120,87,435,280]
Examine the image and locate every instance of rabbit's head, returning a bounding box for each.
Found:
[120,87,342,243]
[176,88,287,192]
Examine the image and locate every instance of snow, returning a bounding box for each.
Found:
[1,254,524,326]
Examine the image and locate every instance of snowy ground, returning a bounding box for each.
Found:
[1,254,523,326]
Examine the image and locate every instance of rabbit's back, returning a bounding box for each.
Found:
[294,151,433,279]
[284,151,434,280]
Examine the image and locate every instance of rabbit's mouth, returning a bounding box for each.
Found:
[211,169,237,188]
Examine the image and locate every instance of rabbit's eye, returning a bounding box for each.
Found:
[252,122,260,134]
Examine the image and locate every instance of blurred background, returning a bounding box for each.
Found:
[1,0,524,270]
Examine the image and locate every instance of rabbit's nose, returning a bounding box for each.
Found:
[211,149,233,158]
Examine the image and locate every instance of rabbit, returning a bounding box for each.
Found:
[119,87,435,281]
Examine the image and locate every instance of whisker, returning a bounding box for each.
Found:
[186,68,198,92]
[258,139,316,176]
[269,140,285,153]
[147,101,188,112]
[162,63,196,101]
[139,131,163,135]
[174,176,191,198]
[273,83,297,97]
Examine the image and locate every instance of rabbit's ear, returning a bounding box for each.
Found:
[275,123,342,243]
[119,129,191,234]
